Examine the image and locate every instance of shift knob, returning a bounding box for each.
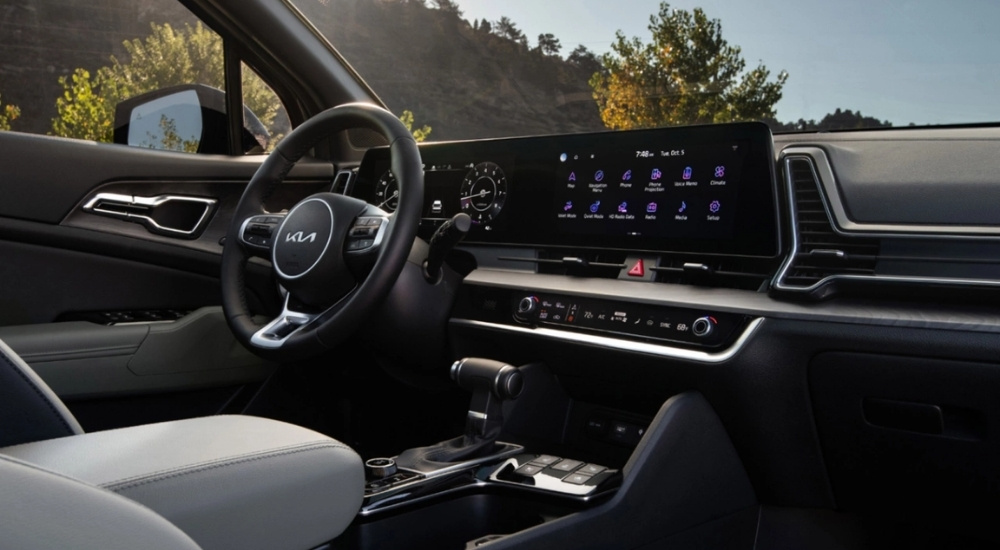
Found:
[450,357,523,400]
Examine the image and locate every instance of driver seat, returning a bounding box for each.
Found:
[0,337,364,550]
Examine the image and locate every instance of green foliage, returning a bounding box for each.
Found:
[399,109,431,142]
[0,94,21,131]
[537,34,562,56]
[590,2,788,129]
[51,22,283,148]
[765,108,892,133]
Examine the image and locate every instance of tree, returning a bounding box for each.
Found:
[537,33,562,56]
[51,22,283,145]
[398,109,431,142]
[51,22,432,147]
[764,108,893,133]
[590,2,788,129]
[567,45,602,76]
[429,0,462,17]
[0,94,22,131]
[495,17,526,45]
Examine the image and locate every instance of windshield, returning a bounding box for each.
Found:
[290,0,999,141]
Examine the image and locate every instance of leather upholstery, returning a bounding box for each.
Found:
[2,414,363,550]
[0,454,203,550]
[0,337,83,447]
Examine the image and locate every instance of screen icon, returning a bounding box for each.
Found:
[594,170,605,182]
[709,200,721,213]
[563,201,573,212]
[622,169,632,181]
[589,200,601,213]
[651,168,662,180]
[682,166,693,180]
[646,202,657,213]
[618,202,628,213]
[714,165,725,178]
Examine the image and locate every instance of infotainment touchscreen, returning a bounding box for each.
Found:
[357,122,779,257]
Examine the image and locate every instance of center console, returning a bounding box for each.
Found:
[332,366,758,550]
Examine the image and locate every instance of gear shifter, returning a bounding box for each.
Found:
[451,357,523,443]
[395,358,523,470]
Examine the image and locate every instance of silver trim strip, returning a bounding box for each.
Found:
[450,317,764,364]
[784,147,1000,237]
[249,294,319,349]
[82,193,216,236]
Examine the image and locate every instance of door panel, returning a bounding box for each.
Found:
[0,129,331,425]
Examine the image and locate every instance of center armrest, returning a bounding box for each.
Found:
[0,415,363,550]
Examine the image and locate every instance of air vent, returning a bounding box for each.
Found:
[331,169,356,194]
[775,156,880,294]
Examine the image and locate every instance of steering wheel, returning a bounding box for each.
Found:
[221,103,423,359]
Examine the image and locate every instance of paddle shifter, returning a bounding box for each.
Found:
[395,358,523,470]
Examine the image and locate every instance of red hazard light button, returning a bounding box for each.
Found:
[627,259,645,277]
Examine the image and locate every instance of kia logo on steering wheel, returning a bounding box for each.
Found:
[285,231,317,243]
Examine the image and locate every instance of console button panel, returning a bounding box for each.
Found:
[489,453,620,497]
[455,287,749,350]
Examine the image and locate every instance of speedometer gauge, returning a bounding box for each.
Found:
[374,170,399,212]
[460,162,508,224]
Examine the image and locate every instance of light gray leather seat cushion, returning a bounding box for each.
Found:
[0,454,202,550]
[1,415,363,550]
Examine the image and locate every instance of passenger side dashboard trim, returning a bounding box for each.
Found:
[785,146,1000,237]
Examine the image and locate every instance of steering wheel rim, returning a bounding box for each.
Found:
[221,103,423,359]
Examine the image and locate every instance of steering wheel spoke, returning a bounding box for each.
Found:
[238,213,286,258]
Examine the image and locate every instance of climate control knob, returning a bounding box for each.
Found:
[691,316,717,338]
[514,296,539,322]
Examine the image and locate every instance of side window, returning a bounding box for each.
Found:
[0,0,286,154]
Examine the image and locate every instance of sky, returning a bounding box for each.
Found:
[455,0,1000,125]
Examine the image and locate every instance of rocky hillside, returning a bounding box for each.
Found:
[0,0,605,140]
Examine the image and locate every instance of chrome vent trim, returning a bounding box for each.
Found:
[773,155,879,292]
[331,169,357,195]
[774,150,1000,296]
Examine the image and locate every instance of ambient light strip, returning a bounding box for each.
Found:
[450,317,764,364]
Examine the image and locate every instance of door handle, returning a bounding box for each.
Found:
[83,193,217,238]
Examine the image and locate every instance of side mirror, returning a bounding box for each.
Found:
[113,84,270,154]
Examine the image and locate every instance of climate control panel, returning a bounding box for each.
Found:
[454,287,749,350]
